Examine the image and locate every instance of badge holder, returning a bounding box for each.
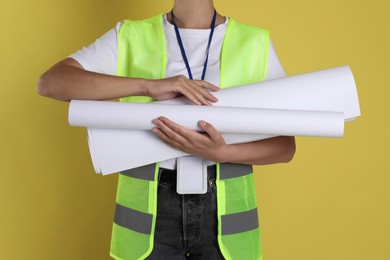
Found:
[176,156,207,194]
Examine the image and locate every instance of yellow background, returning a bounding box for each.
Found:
[0,0,389,259]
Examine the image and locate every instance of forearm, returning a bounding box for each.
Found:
[37,58,147,102]
[152,117,296,166]
[219,136,296,165]
[37,58,219,104]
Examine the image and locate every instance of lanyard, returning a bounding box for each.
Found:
[171,9,217,80]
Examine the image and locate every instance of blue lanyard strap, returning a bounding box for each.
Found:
[171,9,217,81]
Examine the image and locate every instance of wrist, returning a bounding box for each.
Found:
[216,144,237,163]
[138,78,151,96]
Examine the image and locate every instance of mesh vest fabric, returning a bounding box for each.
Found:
[110,14,269,260]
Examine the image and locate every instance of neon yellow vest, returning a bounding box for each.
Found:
[110,14,269,260]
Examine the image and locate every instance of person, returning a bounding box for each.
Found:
[37,0,296,259]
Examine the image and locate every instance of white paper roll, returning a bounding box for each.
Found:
[68,65,360,175]
[160,65,360,120]
[69,101,344,137]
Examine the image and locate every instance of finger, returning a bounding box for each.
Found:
[156,119,214,155]
[192,81,219,103]
[178,87,203,105]
[158,117,207,144]
[152,127,184,151]
[187,84,214,106]
[174,76,208,106]
[191,85,218,104]
[176,78,218,105]
[199,120,223,143]
[176,80,211,106]
[154,117,190,143]
[193,80,220,92]
[185,81,218,106]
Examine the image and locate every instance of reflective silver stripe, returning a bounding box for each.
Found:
[120,163,157,181]
[219,163,252,180]
[114,203,153,234]
[221,208,259,235]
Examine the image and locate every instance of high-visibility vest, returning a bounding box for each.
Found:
[110,14,269,260]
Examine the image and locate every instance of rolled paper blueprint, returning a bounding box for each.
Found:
[88,129,276,174]
[69,65,360,174]
[69,100,344,137]
[160,66,360,119]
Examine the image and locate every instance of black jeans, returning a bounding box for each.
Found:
[146,169,225,260]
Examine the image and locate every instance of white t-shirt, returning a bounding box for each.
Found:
[70,14,286,169]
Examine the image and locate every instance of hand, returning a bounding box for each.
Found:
[152,117,229,162]
[145,75,219,105]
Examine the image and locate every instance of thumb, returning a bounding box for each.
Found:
[199,120,222,143]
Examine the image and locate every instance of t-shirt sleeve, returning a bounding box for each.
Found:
[264,39,286,80]
[68,22,122,75]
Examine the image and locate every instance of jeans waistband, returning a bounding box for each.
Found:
[158,165,217,184]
